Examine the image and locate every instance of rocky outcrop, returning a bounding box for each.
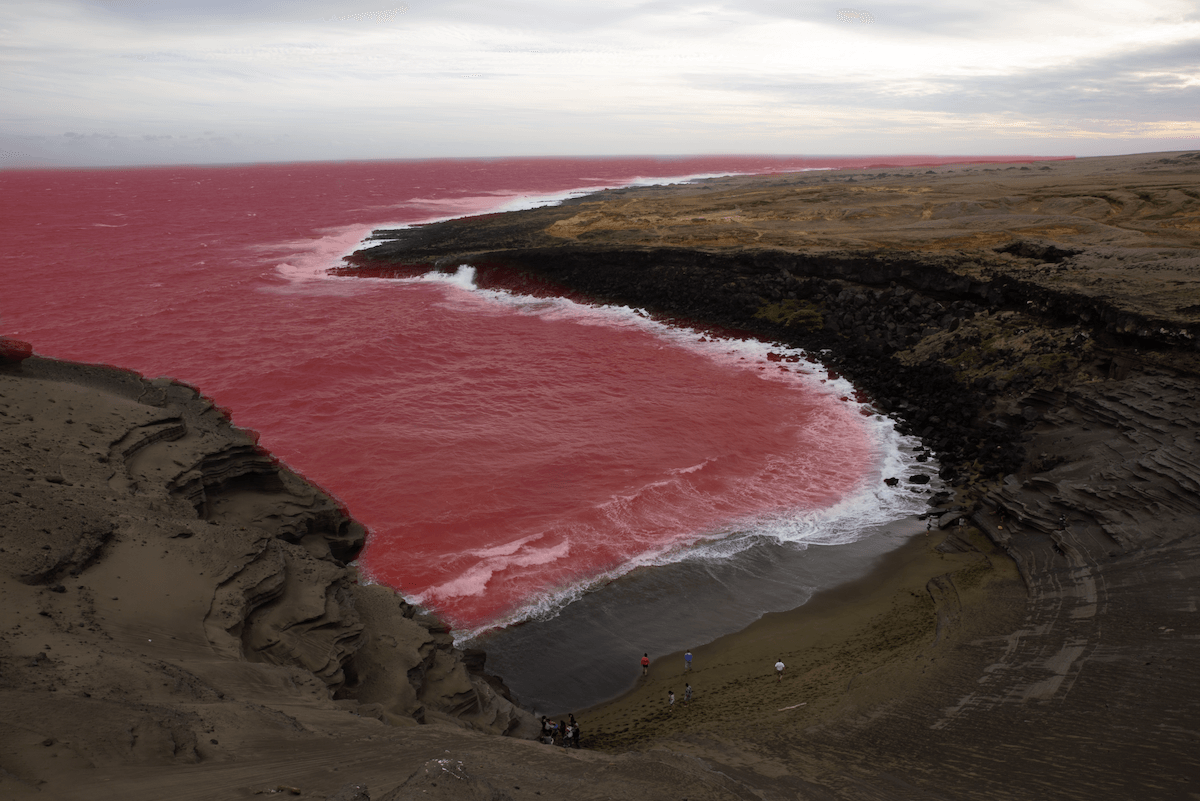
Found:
[0,354,536,787]
[344,152,1200,507]
[0,337,33,364]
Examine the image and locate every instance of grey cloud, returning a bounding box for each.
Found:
[721,0,1009,35]
[10,0,1197,166]
[401,0,732,35]
[699,36,1200,125]
[914,37,1200,120]
[84,0,409,26]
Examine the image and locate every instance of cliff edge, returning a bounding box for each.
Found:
[2,348,776,801]
[0,354,553,798]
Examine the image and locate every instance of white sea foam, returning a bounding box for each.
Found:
[418,537,572,604]
[267,222,382,286]
[421,263,480,292]
[418,265,942,643]
[449,452,937,643]
[463,530,547,559]
[297,175,938,641]
[269,165,831,291]
[424,264,859,401]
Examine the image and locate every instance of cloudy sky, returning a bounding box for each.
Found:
[2,0,1198,166]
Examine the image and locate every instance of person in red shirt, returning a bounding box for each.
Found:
[641,653,650,676]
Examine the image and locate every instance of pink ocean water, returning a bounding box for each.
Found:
[1,155,1019,631]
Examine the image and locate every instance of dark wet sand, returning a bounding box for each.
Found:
[575,522,1021,748]
[474,516,925,715]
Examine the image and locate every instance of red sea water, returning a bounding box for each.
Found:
[0,155,1015,636]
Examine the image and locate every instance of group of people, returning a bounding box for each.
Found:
[538,649,787,750]
[539,714,581,748]
[647,649,788,712]
[666,682,693,709]
[654,650,698,711]
[641,649,694,678]
[645,649,785,681]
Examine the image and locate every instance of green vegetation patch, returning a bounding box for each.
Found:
[755,299,825,331]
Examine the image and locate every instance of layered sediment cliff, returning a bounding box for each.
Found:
[5,347,779,801]
[0,352,537,795]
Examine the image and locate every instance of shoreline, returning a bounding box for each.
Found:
[336,149,1200,797]
[474,513,929,717]
[577,521,1024,751]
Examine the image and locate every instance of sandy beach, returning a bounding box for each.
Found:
[472,515,930,717]
[4,150,1200,799]
[578,522,1023,748]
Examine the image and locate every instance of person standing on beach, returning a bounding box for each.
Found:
[684,683,692,705]
[569,714,581,748]
[684,650,693,671]
[668,689,675,710]
[775,658,785,682]
[641,653,650,676]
